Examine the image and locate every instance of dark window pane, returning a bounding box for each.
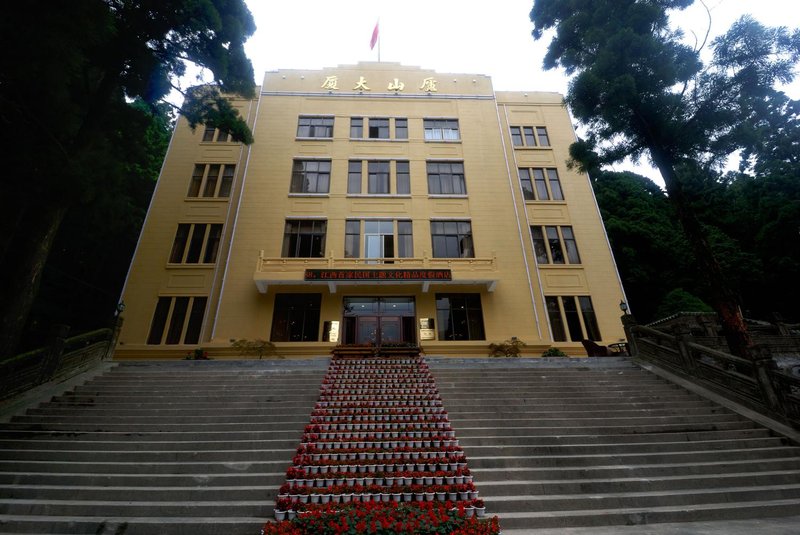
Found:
[348,160,362,194]
[562,226,581,264]
[165,297,189,344]
[436,293,484,340]
[218,166,234,197]
[185,224,207,263]
[398,220,413,257]
[523,127,536,146]
[579,296,601,341]
[547,169,564,200]
[350,117,363,138]
[345,220,360,258]
[536,127,550,147]
[533,169,549,200]
[395,118,408,139]
[531,226,549,264]
[188,165,204,197]
[546,296,567,342]
[184,297,207,344]
[146,297,172,344]
[563,296,583,342]
[203,224,223,263]
[368,118,389,139]
[510,127,522,146]
[202,126,216,142]
[368,161,390,193]
[519,169,534,200]
[271,294,322,342]
[203,165,220,197]
[169,224,190,263]
[396,161,410,194]
[431,221,472,258]
[546,226,565,264]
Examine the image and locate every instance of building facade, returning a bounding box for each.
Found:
[116,62,627,358]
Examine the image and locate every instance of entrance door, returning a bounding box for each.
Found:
[343,297,415,345]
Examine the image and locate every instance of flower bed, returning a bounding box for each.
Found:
[265,355,499,534]
[263,502,499,535]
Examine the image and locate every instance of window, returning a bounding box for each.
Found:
[348,160,410,195]
[427,161,466,195]
[368,161,390,194]
[509,125,549,147]
[345,219,413,262]
[546,296,601,342]
[530,226,580,264]
[147,296,208,345]
[350,117,363,138]
[517,167,564,201]
[395,118,408,139]
[396,161,410,195]
[424,119,460,141]
[188,164,235,198]
[348,161,362,194]
[431,221,473,258]
[282,220,326,257]
[436,293,485,341]
[169,223,223,264]
[350,117,407,140]
[290,160,330,194]
[536,127,550,146]
[368,118,390,139]
[201,126,231,143]
[271,293,322,342]
[297,116,334,138]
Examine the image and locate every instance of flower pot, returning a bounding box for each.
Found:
[274,510,287,521]
[287,510,297,520]
[475,506,486,518]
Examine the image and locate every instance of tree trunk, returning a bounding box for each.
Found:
[0,197,70,358]
[650,148,753,359]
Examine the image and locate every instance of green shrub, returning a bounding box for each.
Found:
[541,347,568,357]
[488,338,525,357]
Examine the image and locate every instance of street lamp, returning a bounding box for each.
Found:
[619,300,629,314]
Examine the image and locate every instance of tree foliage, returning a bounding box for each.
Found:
[0,0,257,357]
[530,0,800,357]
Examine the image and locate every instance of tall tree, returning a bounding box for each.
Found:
[0,1,257,357]
[530,0,800,357]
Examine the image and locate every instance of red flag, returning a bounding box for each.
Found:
[370,21,379,50]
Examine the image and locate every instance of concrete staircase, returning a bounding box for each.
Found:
[3,356,800,533]
[0,360,327,535]
[429,357,800,531]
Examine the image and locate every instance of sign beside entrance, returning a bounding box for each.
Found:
[304,269,452,281]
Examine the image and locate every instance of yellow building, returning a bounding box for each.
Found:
[116,62,627,359]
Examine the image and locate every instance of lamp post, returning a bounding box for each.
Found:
[619,301,629,315]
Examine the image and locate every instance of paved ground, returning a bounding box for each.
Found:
[503,515,800,534]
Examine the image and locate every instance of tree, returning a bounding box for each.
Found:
[0,0,257,357]
[530,0,800,357]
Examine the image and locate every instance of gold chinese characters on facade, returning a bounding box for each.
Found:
[320,75,437,92]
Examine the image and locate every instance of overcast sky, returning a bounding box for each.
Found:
[242,0,800,182]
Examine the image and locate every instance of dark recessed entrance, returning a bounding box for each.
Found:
[342,297,416,345]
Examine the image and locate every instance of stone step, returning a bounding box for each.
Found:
[0,439,298,451]
[0,459,286,475]
[454,420,759,437]
[487,484,800,513]
[0,448,294,463]
[467,447,800,469]
[0,472,282,487]
[0,430,306,441]
[0,515,268,534]
[0,485,275,502]
[41,399,317,409]
[444,406,728,418]
[0,499,271,517]
[476,470,800,495]
[447,414,747,427]
[495,498,800,529]
[0,421,308,433]
[9,414,316,425]
[469,456,800,480]
[457,428,775,445]
[458,436,788,456]
[23,407,316,417]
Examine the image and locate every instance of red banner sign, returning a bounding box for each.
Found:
[304,269,452,281]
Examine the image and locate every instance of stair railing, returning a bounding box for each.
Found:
[622,315,800,429]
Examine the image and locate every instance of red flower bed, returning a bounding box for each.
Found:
[262,502,500,535]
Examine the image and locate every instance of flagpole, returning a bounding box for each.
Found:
[377,18,381,62]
